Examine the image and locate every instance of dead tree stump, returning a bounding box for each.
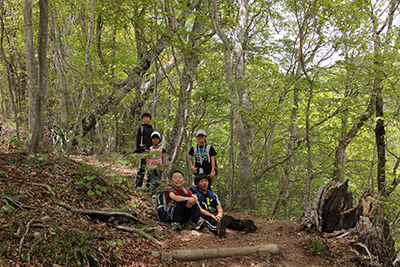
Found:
[299,180,394,267]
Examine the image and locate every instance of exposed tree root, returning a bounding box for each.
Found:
[2,196,36,210]
[31,182,54,195]
[57,201,145,225]
[19,218,45,261]
[110,223,166,248]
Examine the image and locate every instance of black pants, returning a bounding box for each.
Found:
[135,158,146,188]
[171,194,202,224]
[201,214,243,235]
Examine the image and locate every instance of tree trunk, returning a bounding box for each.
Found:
[299,181,394,267]
[28,0,49,155]
[272,88,299,217]
[165,0,206,169]
[23,0,37,132]
[333,99,374,181]
[0,3,20,140]
[49,5,69,126]
[212,0,254,209]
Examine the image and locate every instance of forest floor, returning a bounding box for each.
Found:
[0,131,365,266]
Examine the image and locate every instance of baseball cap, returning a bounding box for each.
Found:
[151,131,161,139]
[196,129,206,136]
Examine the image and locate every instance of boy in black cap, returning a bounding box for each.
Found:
[134,113,153,189]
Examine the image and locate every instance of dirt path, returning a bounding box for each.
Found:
[0,137,353,266]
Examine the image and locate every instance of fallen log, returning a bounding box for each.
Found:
[160,244,279,263]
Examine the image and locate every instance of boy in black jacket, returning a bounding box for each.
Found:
[134,113,153,189]
[191,174,257,238]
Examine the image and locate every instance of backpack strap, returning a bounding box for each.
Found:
[206,144,211,161]
[191,186,203,202]
[166,188,176,213]
[140,126,144,147]
[206,188,214,199]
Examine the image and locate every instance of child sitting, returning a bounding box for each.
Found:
[191,174,257,237]
[167,171,204,230]
[146,131,166,198]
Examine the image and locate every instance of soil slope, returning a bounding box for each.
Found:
[0,135,359,266]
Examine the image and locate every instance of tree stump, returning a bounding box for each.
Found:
[299,180,394,267]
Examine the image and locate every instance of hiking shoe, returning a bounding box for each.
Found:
[240,218,257,232]
[217,215,229,238]
[171,222,181,231]
[195,218,206,230]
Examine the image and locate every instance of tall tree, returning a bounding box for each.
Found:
[23,0,37,132]
[28,0,49,155]
[212,0,255,209]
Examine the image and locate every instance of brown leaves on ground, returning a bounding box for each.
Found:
[0,136,361,266]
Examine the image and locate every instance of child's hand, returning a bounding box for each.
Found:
[187,197,196,206]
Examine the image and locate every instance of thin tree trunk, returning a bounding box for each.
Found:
[23,0,37,132]
[212,0,254,209]
[0,3,20,141]
[28,0,49,155]
[49,5,69,126]
[272,88,298,217]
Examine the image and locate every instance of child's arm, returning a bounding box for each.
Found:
[215,205,223,222]
[189,155,197,174]
[210,155,216,179]
[169,191,197,203]
[162,154,166,171]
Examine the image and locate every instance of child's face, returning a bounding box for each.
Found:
[171,172,185,189]
[196,134,206,143]
[197,178,209,192]
[152,136,160,146]
[142,116,151,125]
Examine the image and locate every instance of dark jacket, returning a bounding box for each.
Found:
[136,124,153,152]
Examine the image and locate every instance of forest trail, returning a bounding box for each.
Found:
[0,136,358,266]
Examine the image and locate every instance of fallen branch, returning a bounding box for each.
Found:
[31,182,54,195]
[336,227,356,239]
[110,223,166,248]
[160,244,279,263]
[56,202,146,225]
[19,218,43,261]
[4,196,36,210]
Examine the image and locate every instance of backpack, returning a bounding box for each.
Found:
[192,144,218,176]
[156,187,189,222]
[191,186,214,203]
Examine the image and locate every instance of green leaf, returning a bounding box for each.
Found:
[108,240,117,246]
[117,239,124,246]
[87,190,95,196]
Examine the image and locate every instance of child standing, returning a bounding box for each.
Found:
[146,131,166,198]
[134,113,153,189]
[189,129,217,189]
[167,171,204,231]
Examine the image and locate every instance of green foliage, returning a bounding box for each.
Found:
[311,240,326,252]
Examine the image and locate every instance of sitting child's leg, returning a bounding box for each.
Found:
[200,215,218,234]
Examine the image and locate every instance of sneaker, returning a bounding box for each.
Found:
[240,218,257,232]
[195,218,206,230]
[171,222,181,231]
[217,215,229,238]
